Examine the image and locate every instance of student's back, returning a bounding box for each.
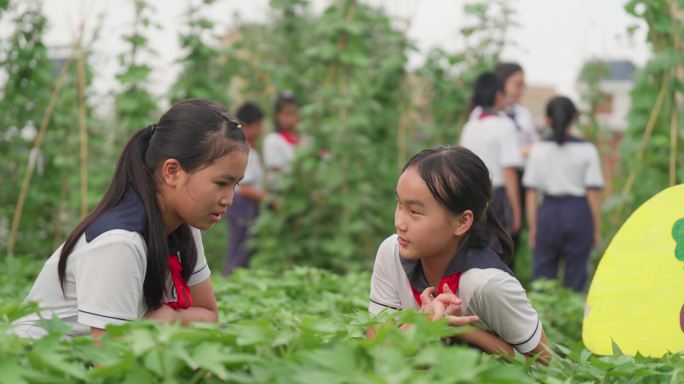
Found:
[524,137,603,196]
[460,113,521,188]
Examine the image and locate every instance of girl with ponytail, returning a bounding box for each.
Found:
[368,146,550,363]
[13,99,249,340]
[523,96,604,292]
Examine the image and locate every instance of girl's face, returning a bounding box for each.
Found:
[276,105,299,132]
[162,151,248,232]
[394,167,461,262]
[505,70,525,105]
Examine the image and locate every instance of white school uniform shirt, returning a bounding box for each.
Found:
[11,188,211,339]
[470,104,539,161]
[369,235,543,354]
[523,136,604,196]
[263,132,296,187]
[239,147,265,190]
[460,112,523,188]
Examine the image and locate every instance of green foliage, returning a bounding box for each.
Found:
[414,0,517,155]
[2,261,682,383]
[577,61,611,142]
[170,0,234,105]
[617,0,684,218]
[251,0,406,272]
[0,0,54,254]
[113,0,159,141]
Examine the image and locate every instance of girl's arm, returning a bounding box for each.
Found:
[586,188,602,248]
[526,189,539,247]
[454,329,514,356]
[145,279,219,325]
[502,167,521,233]
[177,279,219,324]
[525,328,551,364]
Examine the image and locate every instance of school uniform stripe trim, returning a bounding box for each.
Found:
[192,264,208,275]
[510,317,540,346]
[78,309,132,322]
[369,298,399,310]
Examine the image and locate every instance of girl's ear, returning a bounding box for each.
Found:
[160,158,184,187]
[453,210,474,237]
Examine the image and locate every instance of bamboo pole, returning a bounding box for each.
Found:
[670,101,678,186]
[669,0,683,186]
[7,58,73,257]
[77,42,89,218]
[611,78,669,224]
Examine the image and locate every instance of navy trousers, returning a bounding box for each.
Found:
[224,194,259,275]
[533,195,593,292]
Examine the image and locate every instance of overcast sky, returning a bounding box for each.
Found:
[7,0,651,106]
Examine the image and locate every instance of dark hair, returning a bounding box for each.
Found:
[403,146,513,264]
[494,62,523,83]
[546,96,578,145]
[58,99,247,310]
[273,90,299,132]
[471,72,504,108]
[236,102,264,125]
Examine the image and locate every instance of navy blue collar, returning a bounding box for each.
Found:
[400,242,513,292]
[85,187,147,243]
[85,187,182,254]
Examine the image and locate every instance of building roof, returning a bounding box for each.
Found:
[578,59,637,83]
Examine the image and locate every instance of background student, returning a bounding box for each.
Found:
[263,90,301,191]
[369,146,550,363]
[12,99,248,340]
[524,96,603,292]
[225,102,268,275]
[460,73,523,246]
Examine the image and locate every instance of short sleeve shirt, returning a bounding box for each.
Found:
[460,113,523,188]
[239,147,265,190]
[523,137,604,196]
[263,132,296,187]
[369,235,543,353]
[11,189,211,339]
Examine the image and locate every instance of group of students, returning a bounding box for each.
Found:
[224,91,302,275]
[11,62,604,363]
[459,63,603,292]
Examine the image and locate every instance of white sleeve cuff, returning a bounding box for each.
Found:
[368,298,400,315]
[509,318,543,354]
[187,264,211,286]
[77,308,133,329]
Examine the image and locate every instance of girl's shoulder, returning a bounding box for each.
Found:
[375,234,400,261]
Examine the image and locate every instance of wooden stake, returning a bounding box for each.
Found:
[7,59,73,257]
[77,41,89,219]
[611,78,669,224]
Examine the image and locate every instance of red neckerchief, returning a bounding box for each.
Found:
[478,112,498,120]
[278,130,300,145]
[410,273,461,307]
[165,254,192,310]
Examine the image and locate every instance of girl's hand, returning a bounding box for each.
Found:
[145,305,179,325]
[420,285,479,326]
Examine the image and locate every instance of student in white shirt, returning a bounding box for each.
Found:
[368,146,550,363]
[225,102,267,274]
[263,91,301,190]
[460,73,523,246]
[12,99,249,340]
[524,96,603,292]
[468,63,537,259]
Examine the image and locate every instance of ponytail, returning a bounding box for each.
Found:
[546,96,578,146]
